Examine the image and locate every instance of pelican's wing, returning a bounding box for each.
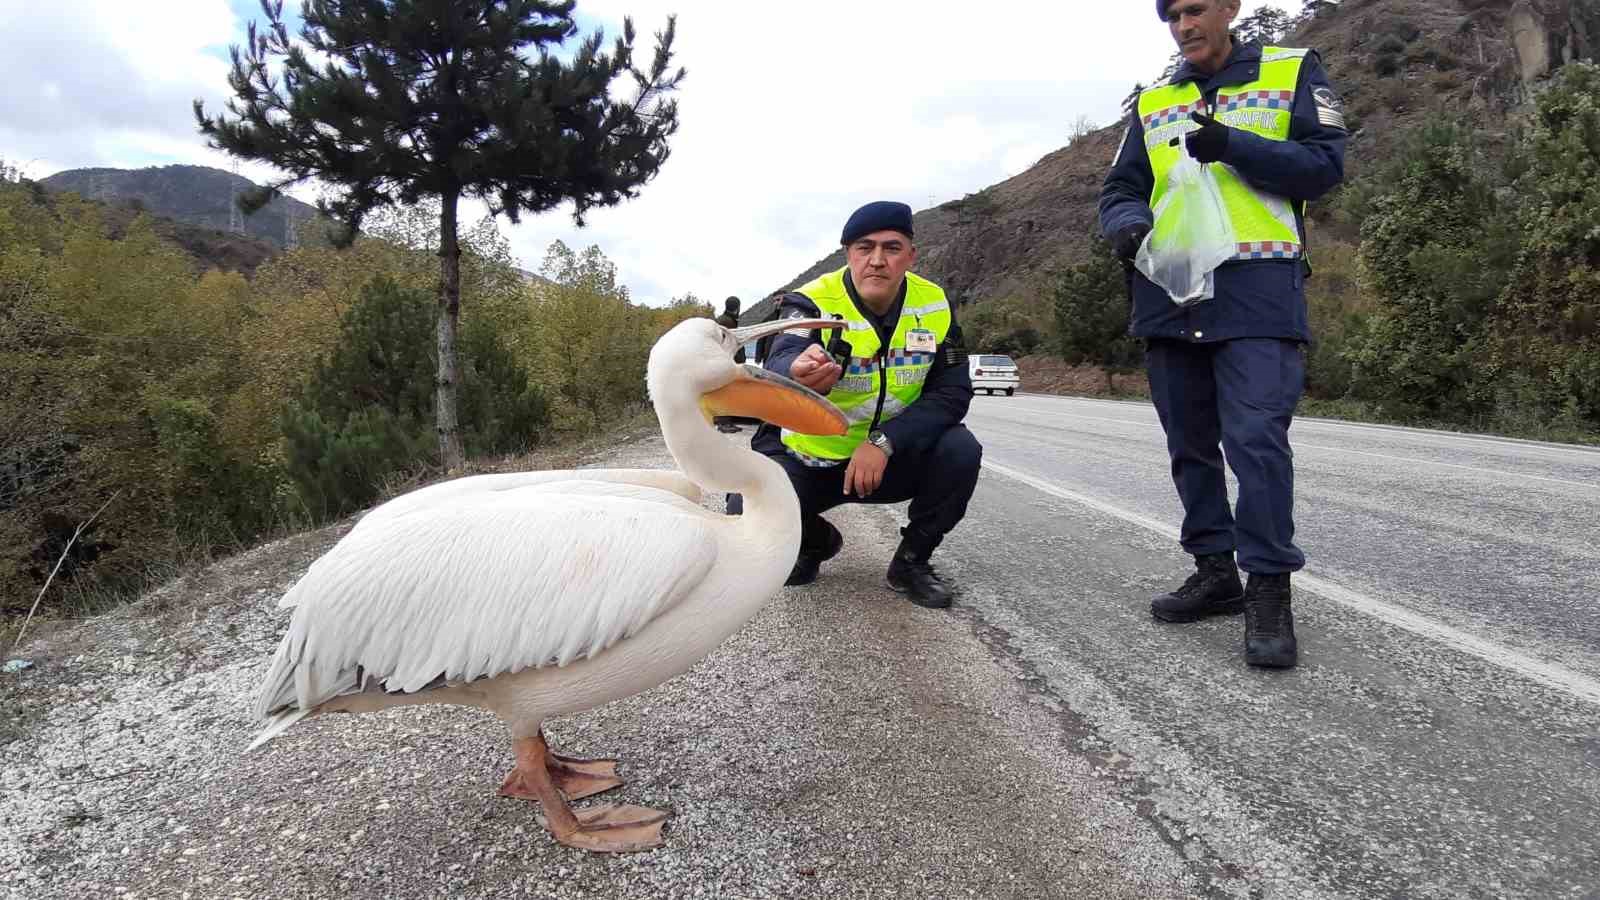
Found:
[357,467,698,525]
[288,469,702,608]
[256,481,719,718]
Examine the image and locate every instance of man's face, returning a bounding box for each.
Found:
[1165,0,1238,73]
[845,229,916,305]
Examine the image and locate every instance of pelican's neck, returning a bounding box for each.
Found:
[657,393,787,503]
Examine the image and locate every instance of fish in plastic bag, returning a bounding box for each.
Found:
[1135,142,1237,306]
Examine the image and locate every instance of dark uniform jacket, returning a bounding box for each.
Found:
[1099,39,1347,343]
[753,271,973,458]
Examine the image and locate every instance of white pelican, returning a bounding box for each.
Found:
[250,315,846,853]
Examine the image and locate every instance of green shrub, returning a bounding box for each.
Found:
[1374,35,1407,55]
[149,395,284,545]
[458,318,550,457]
[1052,238,1141,393]
[1343,119,1518,421]
[282,405,425,521]
[283,275,550,520]
[1489,62,1600,428]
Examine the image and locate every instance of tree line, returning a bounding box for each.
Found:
[0,177,707,621]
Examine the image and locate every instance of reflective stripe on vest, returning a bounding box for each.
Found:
[781,268,951,462]
[1137,47,1308,262]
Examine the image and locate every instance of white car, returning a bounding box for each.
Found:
[969,354,1020,396]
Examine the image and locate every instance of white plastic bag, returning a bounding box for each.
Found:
[1135,145,1236,306]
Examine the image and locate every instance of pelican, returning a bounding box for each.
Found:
[250,315,846,853]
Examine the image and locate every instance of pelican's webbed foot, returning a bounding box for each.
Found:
[499,736,624,802]
[540,803,669,853]
[500,733,667,853]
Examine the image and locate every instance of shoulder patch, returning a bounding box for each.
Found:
[1313,86,1346,130]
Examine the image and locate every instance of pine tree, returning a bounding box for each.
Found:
[1053,238,1141,394]
[1236,6,1292,46]
[196,0,684,470]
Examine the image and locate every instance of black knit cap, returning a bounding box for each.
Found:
[840,201,914,246]
[1155,0,1170,18]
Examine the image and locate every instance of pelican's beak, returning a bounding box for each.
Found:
[701,365,847,436]
[728,315,839,350]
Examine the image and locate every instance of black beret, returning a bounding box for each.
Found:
[840,201,914,246]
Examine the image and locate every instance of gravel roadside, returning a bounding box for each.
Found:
[2,430,1207,900]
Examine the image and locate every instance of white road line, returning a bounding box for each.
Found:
[1293,442,1600,490]
[981,458,1600,709]
[975,408,1599,491]
[1008,393,1600,460]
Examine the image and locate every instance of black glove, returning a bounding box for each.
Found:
[1111,222,1151,262]
[1185,111,1230,163]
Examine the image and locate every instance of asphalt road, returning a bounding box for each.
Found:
[947,393,1600,899]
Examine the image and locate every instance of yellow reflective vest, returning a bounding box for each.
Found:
[781,268,952,464]
[1136,46,1309,261]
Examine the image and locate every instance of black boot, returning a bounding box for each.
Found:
[1243,573,1297,669]
[1151,552,1244,622]
[885,544,953,609]
[785,517,842,586]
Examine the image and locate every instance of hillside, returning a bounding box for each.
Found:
[41,164,320,249]
[751,0,1597,322]
[4,177,282,277]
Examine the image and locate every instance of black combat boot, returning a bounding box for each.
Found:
[1151,552,1245,622]
[785,517,843,586]
[1243,573,1297,669]
[885,543,953,609]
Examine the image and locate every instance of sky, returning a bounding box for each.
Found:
[0,0,1276,306]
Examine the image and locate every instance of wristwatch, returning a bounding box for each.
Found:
[868,429,893,457]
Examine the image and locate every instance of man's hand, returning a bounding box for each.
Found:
[1185,111,1230,164]
[1111,222,1151,262]
[789,343,843,394]
[843,441,888,497]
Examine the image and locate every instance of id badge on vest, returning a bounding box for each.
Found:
[905,328,937,354]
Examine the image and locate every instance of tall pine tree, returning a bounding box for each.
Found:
[196,0,684,469]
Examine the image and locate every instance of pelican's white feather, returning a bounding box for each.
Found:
[256,479,718,718]
[348,468,701,534]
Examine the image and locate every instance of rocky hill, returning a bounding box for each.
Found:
[41,164,320,249]
[3,177,282,277]
[750,0,1597,323]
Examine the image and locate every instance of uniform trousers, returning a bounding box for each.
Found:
[730,425,982,559]
[1145,337,1306,574]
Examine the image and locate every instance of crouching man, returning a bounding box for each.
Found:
[731,200,981,609]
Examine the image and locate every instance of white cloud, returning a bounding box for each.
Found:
[498,0,1282,305]
[0,0,233,169]
[0,0,1280,303]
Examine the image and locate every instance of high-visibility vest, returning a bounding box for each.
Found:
[781,268,952,464]
[1137,46,1309,261]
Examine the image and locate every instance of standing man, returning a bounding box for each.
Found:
[714,296,746,433]
[715,296,747,363]
[741,201,980,609]
[1099,0,1346,668]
